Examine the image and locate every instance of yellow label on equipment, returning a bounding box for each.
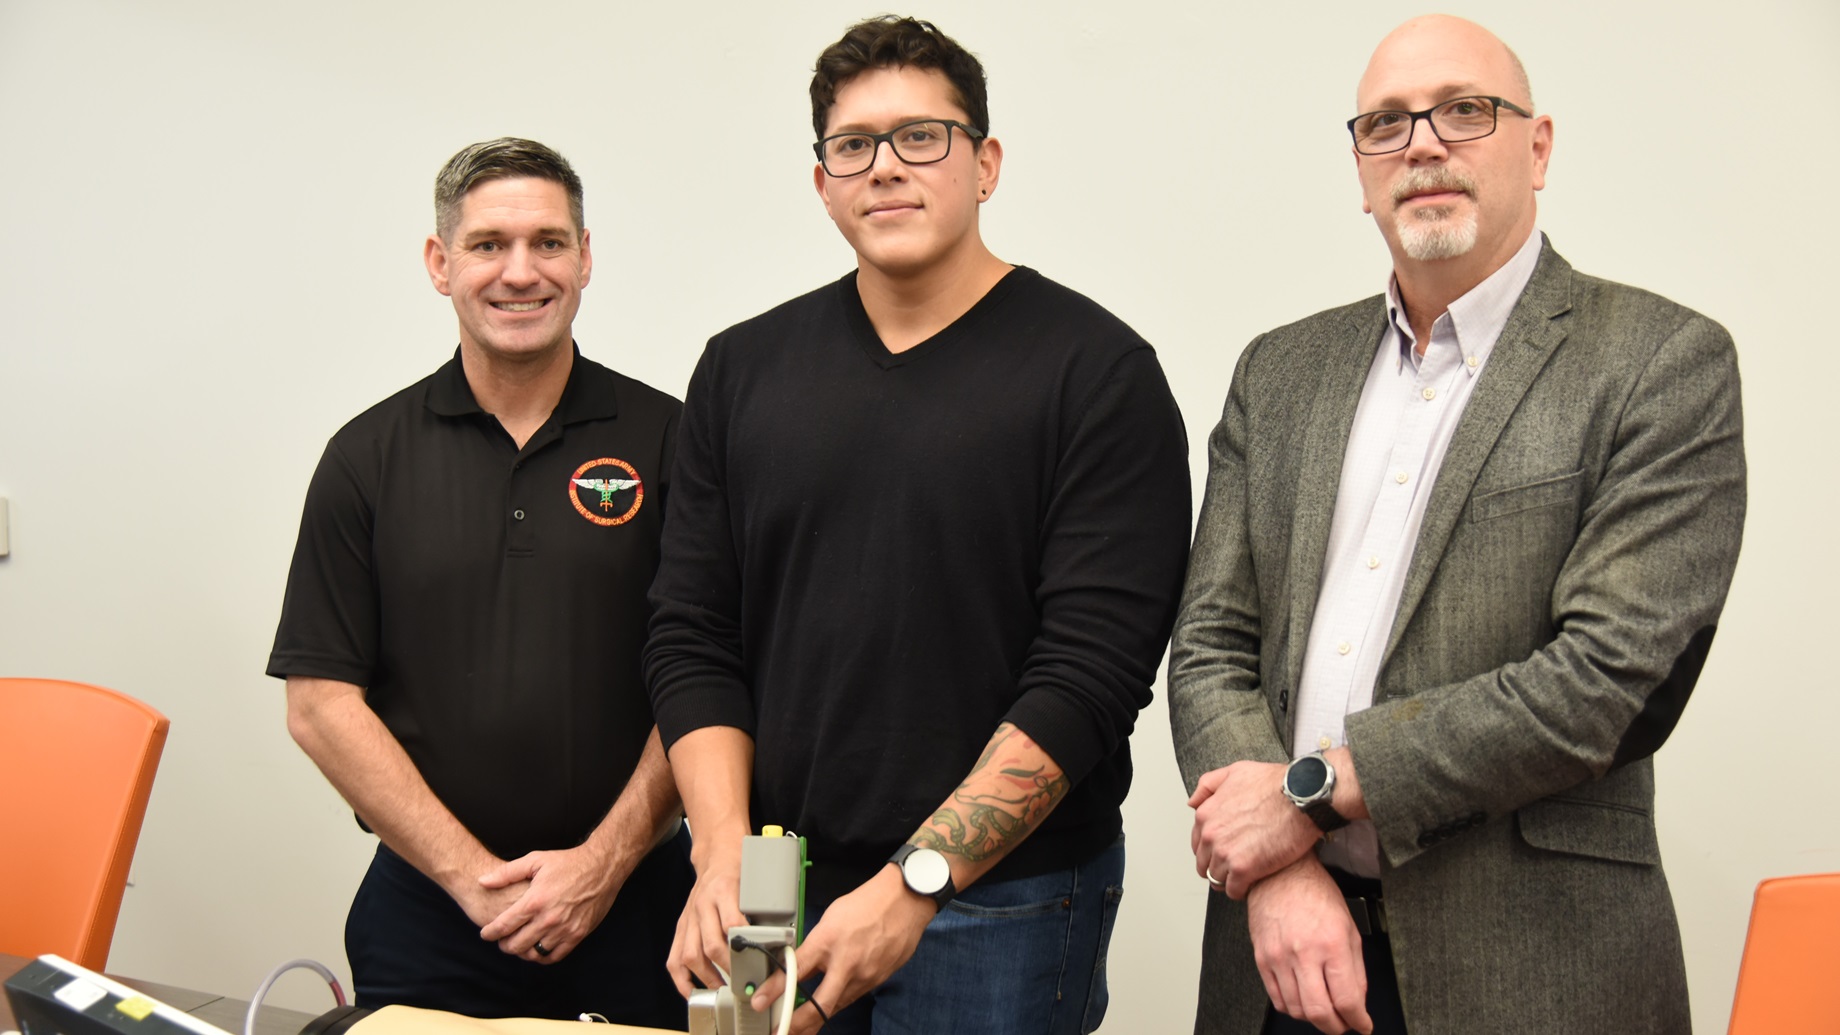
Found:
[115,997,157,1020]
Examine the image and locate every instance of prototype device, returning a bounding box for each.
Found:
[4,955,234,1035]
[687,826,808,1035]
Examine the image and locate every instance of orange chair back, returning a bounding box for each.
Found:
[0,677,168,970]
[1728,871,1840,1033]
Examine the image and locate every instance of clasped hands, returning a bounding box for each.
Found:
[1189,760,1373,1035]
[452,843,625,965]
[1188,759,1323,898]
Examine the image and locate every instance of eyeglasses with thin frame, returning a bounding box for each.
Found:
[1347,96,1533,155]
[814,119,985,177]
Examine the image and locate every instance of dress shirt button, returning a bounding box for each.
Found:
[513,509,525,521]
[1422,387,1437,401]
[1367,556,1381,569]
[1395,471,1409,484]
[1336,641,1351,655]
[1318,735,1332,750]
[1466,355,1479,369]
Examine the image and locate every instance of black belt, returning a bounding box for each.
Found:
[1325,866,1388,937]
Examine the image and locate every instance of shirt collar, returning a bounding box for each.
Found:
[1385,228,1544,377]
[423,343,619,424]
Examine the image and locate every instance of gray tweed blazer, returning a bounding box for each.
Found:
[1168,239,1745,1035]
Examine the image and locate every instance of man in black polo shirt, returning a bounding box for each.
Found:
[268,138,690,1027]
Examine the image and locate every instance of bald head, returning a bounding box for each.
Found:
[1358,15,1532,114]
[1349,13,1554,294]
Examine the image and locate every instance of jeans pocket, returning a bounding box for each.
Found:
[1080,884,1124,1034]
[945,894,1072,919]
[945,867,1076,919]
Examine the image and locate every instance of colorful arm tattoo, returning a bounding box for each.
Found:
[911,723,1071,864]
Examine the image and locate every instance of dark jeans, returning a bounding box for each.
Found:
[812,837,1126,1035]
[345,825,693,1029]
[1261,869,1408,1035]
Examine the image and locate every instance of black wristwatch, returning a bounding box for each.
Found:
[888,843,957,910]
[1283,752,1350,833]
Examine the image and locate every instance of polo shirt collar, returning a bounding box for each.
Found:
[424,343,620,425]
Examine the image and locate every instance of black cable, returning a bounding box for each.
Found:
[727,935,787,975]
[726,934,829,1025]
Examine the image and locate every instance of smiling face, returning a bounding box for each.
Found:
[1354,16,1552,279]
[423,176,591,365]
[813,65,1001,282]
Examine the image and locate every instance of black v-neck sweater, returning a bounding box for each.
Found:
[646,267,1192,900]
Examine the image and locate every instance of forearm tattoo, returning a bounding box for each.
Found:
[912,723,1070,864]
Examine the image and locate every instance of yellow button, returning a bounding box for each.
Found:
[1395,472,1409,484]
[1336,642,1351,655]
[1318,735,1332,750]
[1367,556,1381,569]
[116,998,156,1021]
[1422,387,1437,400]
[1466,355,1479,368]
[762,824,784,838]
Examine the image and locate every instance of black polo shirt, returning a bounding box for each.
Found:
[268,347,680,859]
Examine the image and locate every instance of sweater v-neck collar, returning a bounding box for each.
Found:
[839,266,1035,368]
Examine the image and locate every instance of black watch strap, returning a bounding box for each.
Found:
[1303,795,1350,833]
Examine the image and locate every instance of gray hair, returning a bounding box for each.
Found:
[433,137,584,241]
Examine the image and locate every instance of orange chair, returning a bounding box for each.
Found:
[0,677,169,970]
[1728,871,1840,1033]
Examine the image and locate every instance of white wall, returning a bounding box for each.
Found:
[1,0,1833,1028]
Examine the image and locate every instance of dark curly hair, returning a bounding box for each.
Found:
[809,16,989,142]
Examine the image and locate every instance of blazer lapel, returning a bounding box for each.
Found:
[1284,301,1390,694]
[1379,243,1576,673]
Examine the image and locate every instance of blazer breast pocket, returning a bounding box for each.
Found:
[1468,469,1584,523]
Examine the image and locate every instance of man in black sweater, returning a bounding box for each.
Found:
[644,18,1191,1034]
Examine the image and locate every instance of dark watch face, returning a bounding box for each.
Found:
[1287,755,1328,797]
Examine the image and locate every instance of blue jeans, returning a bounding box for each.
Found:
[809,837,1125,1035]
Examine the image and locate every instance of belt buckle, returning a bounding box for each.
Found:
[1344,894,1387,937]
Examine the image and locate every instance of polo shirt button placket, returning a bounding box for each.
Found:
[507,459,536,556]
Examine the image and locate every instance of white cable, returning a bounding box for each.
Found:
[778,943,797,1035]
[245,958,347,1035]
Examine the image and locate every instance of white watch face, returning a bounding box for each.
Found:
[904,847,952,895]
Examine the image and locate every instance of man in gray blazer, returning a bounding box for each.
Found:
[1169,15,1745,1035]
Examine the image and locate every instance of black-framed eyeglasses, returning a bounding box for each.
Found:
[1347,96,1532,155]
[813,119,984,177]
